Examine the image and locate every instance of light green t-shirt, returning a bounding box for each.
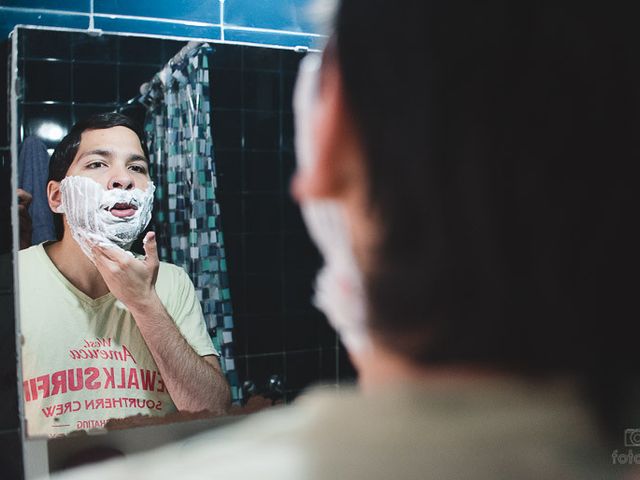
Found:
[19,243,217,438]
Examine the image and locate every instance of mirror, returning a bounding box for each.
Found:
[9,25,352,455]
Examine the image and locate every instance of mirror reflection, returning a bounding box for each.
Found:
[20,111,230,438]
[12,27,349,440]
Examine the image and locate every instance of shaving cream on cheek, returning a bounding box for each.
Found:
[57,176,155,260]
[293,54,371,354]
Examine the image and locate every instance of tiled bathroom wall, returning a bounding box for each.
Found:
[11,27,356,407]
[209,43,356,401]
[17,28,186,149]
[0,0,324,49]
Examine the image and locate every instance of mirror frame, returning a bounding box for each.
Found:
[10,25,321,478]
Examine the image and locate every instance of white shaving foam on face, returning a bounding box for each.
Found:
[293,54,372,354]
[57,176,155,260]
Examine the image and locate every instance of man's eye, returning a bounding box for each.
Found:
[87,161,106,169]
[129,164,148,174]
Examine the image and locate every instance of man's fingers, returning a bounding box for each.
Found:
[91,246,130,279]
[91,244,127,264]
[18,204,31,219]
[91,245,112,265]
[143,232,159,265]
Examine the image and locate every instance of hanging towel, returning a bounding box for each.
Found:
[18,136,56,245]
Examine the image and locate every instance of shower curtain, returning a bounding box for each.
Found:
[142,46,241,404]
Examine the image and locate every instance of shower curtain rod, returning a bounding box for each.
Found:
[141,40,210,94]
[115,40,210,111]
[167,40,207,69]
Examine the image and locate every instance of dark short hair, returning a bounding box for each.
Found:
[332,1,637,436]
[48,112,149,239]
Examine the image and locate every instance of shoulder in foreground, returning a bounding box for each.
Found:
[18,243,45,264]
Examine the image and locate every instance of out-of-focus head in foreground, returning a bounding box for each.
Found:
[293,0,638,439]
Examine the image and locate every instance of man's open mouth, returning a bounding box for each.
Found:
[108,202,138,218]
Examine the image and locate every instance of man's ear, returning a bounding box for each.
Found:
[47,180,62,213]
[292,59,365,202]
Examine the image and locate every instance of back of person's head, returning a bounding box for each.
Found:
[330,0,638,436]
[48,112,149,239]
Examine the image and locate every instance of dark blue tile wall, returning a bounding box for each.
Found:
[18,27,71,59]
[94,0,220,23]
[224,0,317,32]
[205,40,352,400]
[93,17,221,40]
[0,0,89,10]
[1,1,323,48]
[0,9,89,38]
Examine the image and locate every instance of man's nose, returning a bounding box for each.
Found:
[109,171,134,190]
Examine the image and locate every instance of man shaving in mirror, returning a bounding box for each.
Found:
[19,112,230,438]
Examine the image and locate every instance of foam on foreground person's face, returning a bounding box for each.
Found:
[292,53,371,354]
[48,126,156,261]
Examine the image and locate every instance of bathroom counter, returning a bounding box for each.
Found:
[44,395,281,474]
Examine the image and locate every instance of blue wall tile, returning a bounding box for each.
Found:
[94,16,221,40]
[18,27,72,60]
[224,0,317,33]
[0,9,88,38]
[94,0,220,24]
[0,0,89,11]
[1,1,325,47]
[225,29,317,49]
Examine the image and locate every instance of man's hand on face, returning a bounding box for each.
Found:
[90,231,160,311]
[17,188,33,250]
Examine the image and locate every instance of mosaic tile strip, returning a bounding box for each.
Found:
[142,46,241,404]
